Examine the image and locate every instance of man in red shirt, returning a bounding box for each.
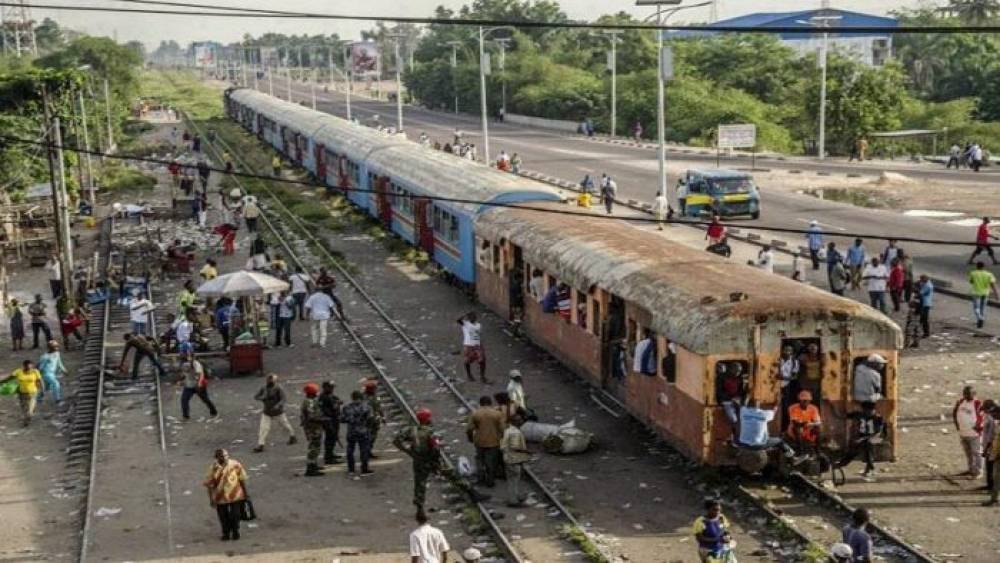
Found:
[968,217,999,265]
[706,215,726,246]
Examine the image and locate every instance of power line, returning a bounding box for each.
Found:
[111,0,300,15]
[0,131,987,246]
[6,2,1000,34]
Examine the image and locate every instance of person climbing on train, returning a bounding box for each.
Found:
[836,401,886,480]
[715,362,745,438]
[737,400,796,457]
[787,390,822,452]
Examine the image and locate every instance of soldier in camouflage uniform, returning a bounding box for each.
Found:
[299,382,327,476]
[393,408,443,510]
[319,381,343,464]
[341,390,374,475]
[363,380,384,459]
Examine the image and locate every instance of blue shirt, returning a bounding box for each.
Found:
[37,351,65,378]
[846,245,866,266]
[920,280,934,308]
[842,525,872,561]
[807,226,823,250]
[738,406,775,446]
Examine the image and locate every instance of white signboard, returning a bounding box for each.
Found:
[718,124,757,149]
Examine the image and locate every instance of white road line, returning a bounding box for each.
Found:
[795,217,847,232]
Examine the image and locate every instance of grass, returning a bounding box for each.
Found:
[559,524,609,563]
[803,187,891,209]
[140,70,224,120]
[101,163,157,192]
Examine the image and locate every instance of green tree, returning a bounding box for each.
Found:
[34,18,65,53]
[671,35,803,104]
[946,0,1000,23]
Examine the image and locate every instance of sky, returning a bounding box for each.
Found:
[27,0,931,48]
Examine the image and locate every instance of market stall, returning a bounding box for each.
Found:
[196,271,289,376]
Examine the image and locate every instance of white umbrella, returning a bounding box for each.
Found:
[196,271,289,298]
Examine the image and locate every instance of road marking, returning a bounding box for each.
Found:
[795,217,847,232]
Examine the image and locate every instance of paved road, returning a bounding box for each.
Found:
[274,82,999,291]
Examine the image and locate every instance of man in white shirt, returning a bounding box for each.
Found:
[501,412,532,507]
[652,191,670,230]
[756,245,775,274]
[861,257,889,313]
[173,314,193,347]
[852,354,885,403]
[409,510,450,563]
[129,289,155,336]
[506,370,526,410]
[738,401,796,457]
[287,267,312,321]
[304,289,335,348]
[458,312,487,383]
[528,270,545,303]
[46,254,62,299]
[242,198,261,232]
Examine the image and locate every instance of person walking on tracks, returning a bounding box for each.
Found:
[273,291,295,348]
[841,508,873,562]
[467,396,505,488]
[409,509,451,563]
[300,382,327,476]
[692,499,733,562]
[304,288,336,348]
[953,385,984,478]
[363,380,385,459]
[320,381,343,464]
[806,220,823,270]
[178,344,218,420]
[37,340,67,406]
[968,261,998,329]
[394,407,443,510]
[203,448,248,541]
[458,313,488,383]
[252,374,297,452]
[3,360,43,426]
[342,390,375,477]
[118,333,167,379]
[500,412,531,507]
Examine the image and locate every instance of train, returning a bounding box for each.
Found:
[224,88,902,466]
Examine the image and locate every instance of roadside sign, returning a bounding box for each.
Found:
[660,46,674,81]
[718,124,756,149]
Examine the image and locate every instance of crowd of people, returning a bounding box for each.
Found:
[945,142,989,172]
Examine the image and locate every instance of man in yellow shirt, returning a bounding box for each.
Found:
[200,258,218,281]
[3,360,43,426]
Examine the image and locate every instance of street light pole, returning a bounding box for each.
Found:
[818,31,828,160]
[494,37,510,117]
[391,35,404,132]
[600,30,622,137]
[77,89,94,203]
[445,41,462,114]
[478,26,489,162]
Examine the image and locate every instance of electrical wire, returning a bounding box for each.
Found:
[0,131,987,246]
[6,2,1000,34]
[112,0,301,15]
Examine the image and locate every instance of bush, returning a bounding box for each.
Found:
[290,201,330,222]
[101,164,156,192]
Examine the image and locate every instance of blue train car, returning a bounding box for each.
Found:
[224,88,565,284]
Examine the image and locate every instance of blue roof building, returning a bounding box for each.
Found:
[666,9,896,66]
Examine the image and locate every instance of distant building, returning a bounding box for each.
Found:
[667,9,896,67]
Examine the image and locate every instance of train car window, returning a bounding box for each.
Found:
[433,208,443,232]
[851,356,886,404]
[477,238,492,270]
[448,215,459,243]
[491,243,501,271]
[661,339,677,383]
[714,360,749,406]
[575,289,588,331]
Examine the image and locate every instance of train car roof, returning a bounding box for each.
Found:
[228,88,565,214]
[476,205,902,355]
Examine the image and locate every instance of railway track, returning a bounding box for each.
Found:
[184,87,937,560]
[77,217,173,562]
[184,111,607,562]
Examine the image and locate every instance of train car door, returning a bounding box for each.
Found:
[601,295,627,388]
[315,144,326,180]
[413,198,435,253]
[374,176,392,226]
[294,134,303,163]
[337,156,351,192]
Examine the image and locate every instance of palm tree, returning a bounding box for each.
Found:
[945,0,1000,24]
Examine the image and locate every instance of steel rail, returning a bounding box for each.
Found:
[182,110,525,562]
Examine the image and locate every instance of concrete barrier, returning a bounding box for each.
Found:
[506,113,580,134]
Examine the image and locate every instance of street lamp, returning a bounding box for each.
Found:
[637,0,711,201]
[797,15,842,161]
[389,33,406,132]
[478,25,514,164]
[596,30,622,137]
[444,40,464,114]
[493,37,511,119]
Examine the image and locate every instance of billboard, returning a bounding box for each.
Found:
[718,124,757,149]
[193,43,215,68]
[349,41,379,75]
[258,46,278,68]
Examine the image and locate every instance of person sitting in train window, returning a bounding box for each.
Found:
[661,341,677,383]
[528,269,545,303]
[541,284,559,314]
[797,343,822,400]
[853,354,886,404]
[633,329,657,376]
[557,284,572,322]
[715,362,746,431]
[787,390,823,450]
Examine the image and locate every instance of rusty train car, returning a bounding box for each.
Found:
[474,203,902,465]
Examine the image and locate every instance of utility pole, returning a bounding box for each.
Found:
[103,79,114,153]
[77,89,95,204]
[478,26,490,163]
[493,38,510,118]
[311,68,317,110]
[445,41,462,114]
[40,89,72,294]
[343,42,353,120]
[391,35,404,132]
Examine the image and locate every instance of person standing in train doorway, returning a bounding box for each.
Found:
[458,312,489,383]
